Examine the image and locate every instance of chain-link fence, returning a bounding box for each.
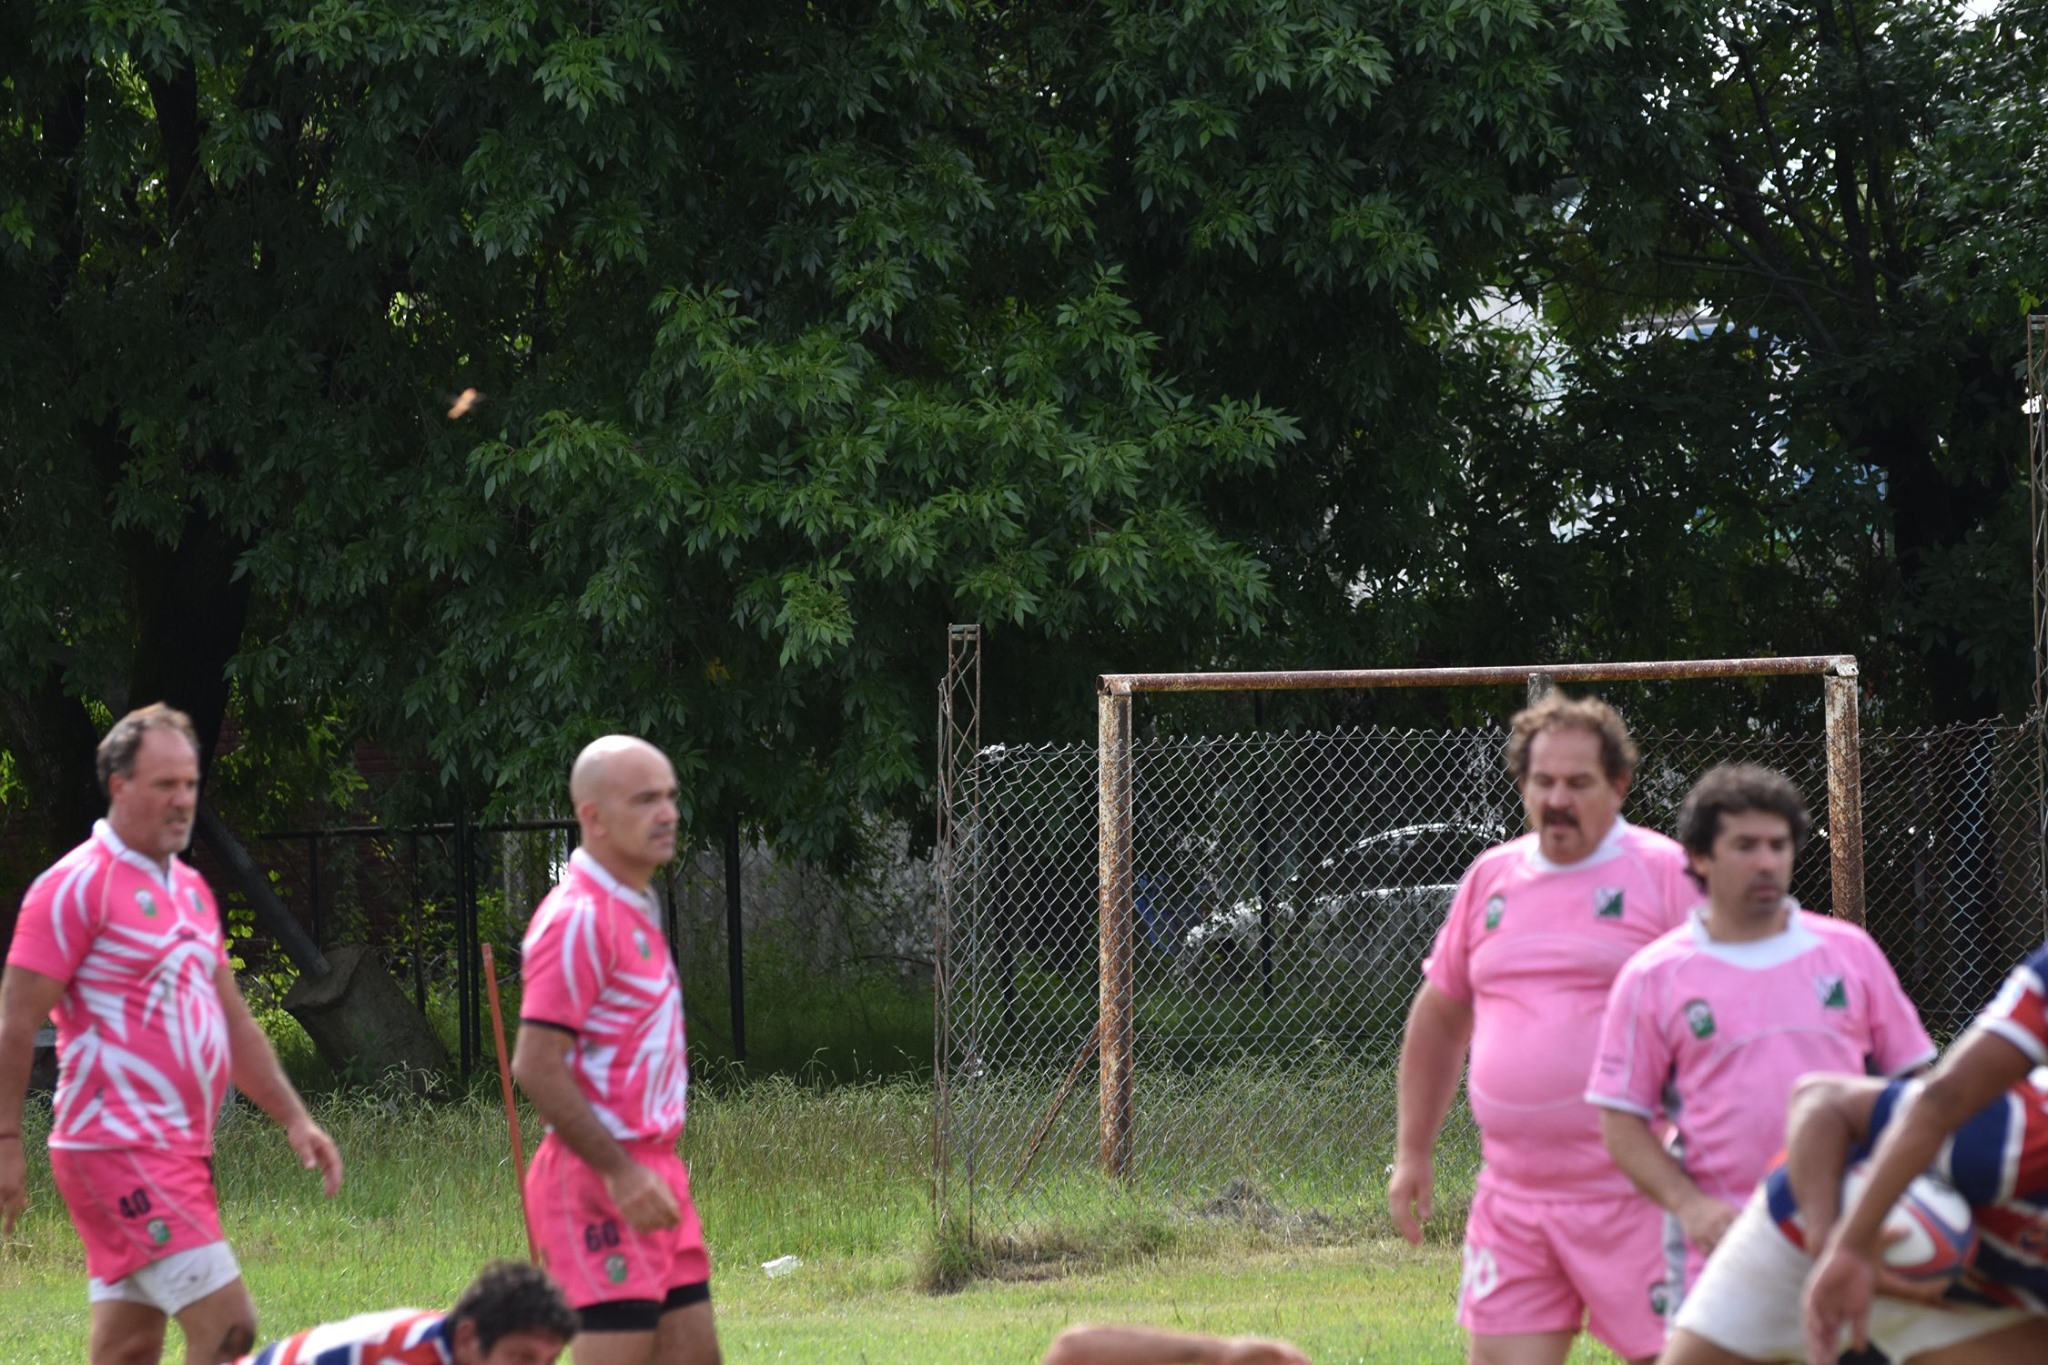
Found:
[236,815,934,1081]
[934,716,2047,1244]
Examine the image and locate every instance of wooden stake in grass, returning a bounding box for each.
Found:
[481,942,538,1263]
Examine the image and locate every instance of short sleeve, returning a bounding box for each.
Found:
[1586,956,1670,1118]
[518,893,612,1034]
[1857,935,1937,1076]
[1422,867,1483,1004]
[4,861,101,985]
[1979,942,2048,1065]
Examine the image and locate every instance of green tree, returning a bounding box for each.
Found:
[2,0,1679,906]
[1464,0,2048,721]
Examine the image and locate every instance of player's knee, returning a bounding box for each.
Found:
[97,1336,166,1365]
[207,1316,255,1363]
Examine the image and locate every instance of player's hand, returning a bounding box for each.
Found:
[605,1158,681,1233]
[1676,1194,1736,1256]
[1218,1335,1311,1365]
[1804,1240,1880,1363]
[1387,1154,1433,1245]
[0,1136,26,1236]
[287,1118,344,1198]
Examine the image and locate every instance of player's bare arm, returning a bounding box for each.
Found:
[1389,981,1473,1244]
[1803,1025,2035,1359]
[1780,1073,1884,1256]
[510,1020,679,1233]
[1040,1324,1311,1365]
[1782,1073,1948,1316]
[215,965,342,1197]
[1597,1109,1734,1254]
[0,965,66,1235]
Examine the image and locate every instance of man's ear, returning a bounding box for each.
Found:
[451,1318,481,1364]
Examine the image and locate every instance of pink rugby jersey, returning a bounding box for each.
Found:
[6,821,231,1154]
[236,1309,450,1364]
[1588,907,1934,1225]
[520,849,688,1145]
[1424,819,1697,1199]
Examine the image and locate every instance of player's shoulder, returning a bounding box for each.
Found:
[21,836,115,906]
[524,872,609,940]
[1614,822,1687,862]
[1796,908,1884,953]
[1615,918,1701,979]
[166,858,219,905]
[1463,832,1536,882]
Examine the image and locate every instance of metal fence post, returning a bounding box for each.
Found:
[1824,663,1866,925]
[724,809,746,1064]
[1098,681,1135,1181]
[934,624,982,1231]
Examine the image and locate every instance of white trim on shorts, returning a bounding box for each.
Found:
[1674,1189,2031,1362]
[88,1240,242,1315]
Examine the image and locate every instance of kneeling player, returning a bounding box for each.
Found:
[1661,1070,2048,1364]
[233,1259,578,1364]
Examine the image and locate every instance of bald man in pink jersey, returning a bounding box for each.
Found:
[511,736,718,1365]
[0,703,343,1365]
[1391,694,1699,1365]
[1588,764,1932,1349]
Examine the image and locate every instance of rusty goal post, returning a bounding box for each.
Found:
[1092,655,1863,1180]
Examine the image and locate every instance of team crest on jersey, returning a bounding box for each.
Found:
[147,1218,170,1247]
[1594,887,1625,919]
[604,1254,629,1284]
[1814,975,1848,1010]
[634,930,651,960]
[1483,896,1505,930]
[136,890,158,918]
[1684,999,1716,1039]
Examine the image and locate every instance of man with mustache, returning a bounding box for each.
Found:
[511,735,719,1365]
[1587,764,1932,1346]
[1391,694,1699,1365]
[0,703,343,1364]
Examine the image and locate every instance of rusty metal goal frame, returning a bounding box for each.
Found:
[1091,655,1865,1180]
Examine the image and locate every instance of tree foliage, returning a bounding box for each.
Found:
[1462,0,2048,722]
[2,0,1684,871]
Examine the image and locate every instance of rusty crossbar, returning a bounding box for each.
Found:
[1099,654,1856,696]
[1094,655,1862,1181]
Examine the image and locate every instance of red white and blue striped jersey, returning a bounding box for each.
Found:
[234,1309,450,1364]
[1983,942,2048,1067]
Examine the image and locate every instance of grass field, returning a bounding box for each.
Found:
[1,1078,1623,1364]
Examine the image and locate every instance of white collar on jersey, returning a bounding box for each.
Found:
[1523,815,1632,875]
[1683,901,1815,967]
[569,847,660,917]
[93,818,178,890]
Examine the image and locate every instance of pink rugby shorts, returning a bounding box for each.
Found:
[527,1133,710,1309]
[49,1146,226,1286]
[1459,1185,1667,1360]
